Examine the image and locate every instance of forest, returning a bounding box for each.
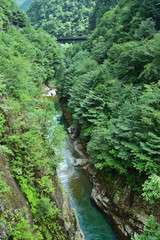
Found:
[54,0,160,239]
[27,0,96,37]
[1,0,160,239]
[56,0,160,201]
[0,0,72,239]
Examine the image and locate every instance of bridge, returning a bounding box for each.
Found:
[57,37,87,43]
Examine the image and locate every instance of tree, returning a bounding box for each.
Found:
[142,175,160,204]
[27,0,96,37]
[132,215,160,240]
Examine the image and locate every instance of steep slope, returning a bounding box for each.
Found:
[89,0,120,30]
[27,0,96,37]
[55,0,160,239]
[0,1,83,239]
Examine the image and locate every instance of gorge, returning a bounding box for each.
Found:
[1,0,160,239]
[51,94,121,240]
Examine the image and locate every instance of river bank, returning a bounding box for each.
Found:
[49,93,121,240]
[60,97,160,240]
[42,86,85,240]
[0,86,84,240]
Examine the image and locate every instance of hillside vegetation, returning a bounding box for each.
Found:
[89,0,120,30]
[0,0,78,239]
[27,0,95,37]
[2,0,160,238]
[55,1,160,238]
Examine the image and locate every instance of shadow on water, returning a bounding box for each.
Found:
[51,96,122,240]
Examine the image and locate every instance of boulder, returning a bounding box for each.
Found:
[73,158,89,167]
[67,125,78,139]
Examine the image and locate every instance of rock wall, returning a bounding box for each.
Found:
[0,153,84,240]
[0,153,33,239]
[61,100,160,240]
[72,138,160,240]
[53,176,85,240]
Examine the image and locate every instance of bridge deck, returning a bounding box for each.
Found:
[57,37,87,42]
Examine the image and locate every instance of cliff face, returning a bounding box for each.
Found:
[88,166,147,239]
[0,153,84,240]
[0,153,32,239]
[59,190,85,240]
[52,175,85,240]
[72,139,160,240]
[57,101,160,239]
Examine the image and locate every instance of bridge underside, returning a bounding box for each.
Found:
[57,37,87,43]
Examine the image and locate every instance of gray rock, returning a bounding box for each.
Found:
[85,161,160,239]
[73,158,89,167]
[65,136,160,239]
[61,188,85,240]
[67,125,78,139]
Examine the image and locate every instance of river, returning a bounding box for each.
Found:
[52,95,121,240]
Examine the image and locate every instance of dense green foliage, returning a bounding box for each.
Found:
[88,0,160,64]
[0,1,70,239]
[2,0,160,238]
[0,0,28,28]
[27,0,95,37]
[89,0,119,30]
[132,215,160,240]
[56,0,160,213]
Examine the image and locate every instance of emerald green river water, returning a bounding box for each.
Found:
[52,96,121,240]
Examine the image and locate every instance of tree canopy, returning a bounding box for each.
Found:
[27,0,96,37]
[55,0,160,210]
[0,1,74,239]
[3,0,160,238]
